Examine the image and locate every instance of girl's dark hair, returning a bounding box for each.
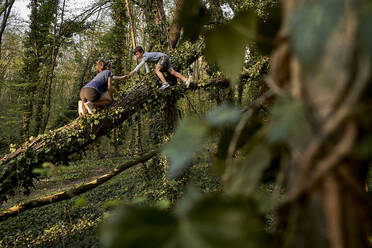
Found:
[133,46,144,55]
[96,60,112,72]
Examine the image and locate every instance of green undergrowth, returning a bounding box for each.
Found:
[0,151,220,247]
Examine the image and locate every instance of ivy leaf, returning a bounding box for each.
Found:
[205,10,257,84]
[73,196,88,208]
[163,117,209,179]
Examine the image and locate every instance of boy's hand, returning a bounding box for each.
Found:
[128,71,135,78]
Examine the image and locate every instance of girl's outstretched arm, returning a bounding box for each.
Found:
[112,75,127,80]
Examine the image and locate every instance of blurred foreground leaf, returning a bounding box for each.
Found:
[101,205,177,248]
[206,104,242,127]
[229,142,271,195]
[101,194,271,248]
[290,0,346,68]
[267,96,307,144]
[163,118,209,179]
[205,11,257,84]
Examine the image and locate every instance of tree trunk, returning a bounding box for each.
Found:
[0,0,15,58]
[125,0,136,49]
[271,1,372,247]
[32,0,59,136]
[168,0,183,48]
[20,93,34,139]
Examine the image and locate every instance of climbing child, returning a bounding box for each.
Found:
[78,60,125,116]
[125,46,191,90]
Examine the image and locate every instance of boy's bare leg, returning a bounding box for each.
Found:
[155,64,168,84]
[168,68,187,82]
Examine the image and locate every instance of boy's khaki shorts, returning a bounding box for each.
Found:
[157,55,172,71]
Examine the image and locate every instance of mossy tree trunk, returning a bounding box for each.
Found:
[271,1,372,247]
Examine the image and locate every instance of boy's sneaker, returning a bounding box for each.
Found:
[84,101,94,114]
[159,83,170,90]
[185,76,191,88]
[78,100,85,116]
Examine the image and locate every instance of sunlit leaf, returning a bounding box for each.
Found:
[73,196,88,208]
[290,0,346,68]
[102,200,122,209]
[205,10,257,84]
[163,117,209,179]
[31,162,54,176]
[206,104,242,127]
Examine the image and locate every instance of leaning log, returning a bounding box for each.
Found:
[0,149,158,221]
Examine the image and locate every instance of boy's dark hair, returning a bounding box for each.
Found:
[133,46,144,55]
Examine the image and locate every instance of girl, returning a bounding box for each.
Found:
[79,60,124,115]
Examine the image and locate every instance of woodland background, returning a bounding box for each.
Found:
[0,0,371,247]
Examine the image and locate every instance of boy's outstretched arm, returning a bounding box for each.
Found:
[127,70,136,78]
[127,59,146,78]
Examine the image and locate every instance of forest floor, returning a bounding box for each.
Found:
[0,150,220,248]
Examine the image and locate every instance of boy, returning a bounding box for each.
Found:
[126,46,191,89]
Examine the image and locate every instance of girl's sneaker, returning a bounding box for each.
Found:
[185,76,191,88]
[78,100,85,116]
[84,101,94,114]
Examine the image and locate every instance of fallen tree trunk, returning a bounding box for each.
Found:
[0,149,158,222]
[0,76,231,203]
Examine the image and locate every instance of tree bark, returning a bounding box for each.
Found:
[168,0,183,48]
[271,1,372,247]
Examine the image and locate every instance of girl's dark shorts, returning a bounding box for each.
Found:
[80,87,101,102]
